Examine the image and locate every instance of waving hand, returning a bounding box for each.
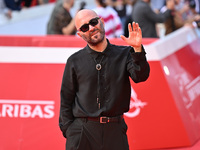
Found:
[120,22,142,52]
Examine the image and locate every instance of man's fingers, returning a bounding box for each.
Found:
[127,22,140,32]
[135,23,139,31]
[120,35,127,41]
[128,23,132,32]
[132,22,140,32]
[138,27,142,36]
[132,22,136,31]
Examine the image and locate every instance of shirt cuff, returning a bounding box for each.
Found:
[129,45,147,61]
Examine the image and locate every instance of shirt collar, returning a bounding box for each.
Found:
[85,39,111,59]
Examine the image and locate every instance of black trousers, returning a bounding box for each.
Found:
[65,118,129,150]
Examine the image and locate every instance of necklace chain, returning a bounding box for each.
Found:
[91,54,104,109]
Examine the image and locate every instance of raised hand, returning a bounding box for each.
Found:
[120,22,142,52]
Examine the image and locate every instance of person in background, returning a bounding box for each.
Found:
[47,0,76,35]
[161,0,200,35]
[38,0,49,4]
[0,0,12,18]
[151,0,165,13]
[59,8,150,150]
[131,0,175,38]
[193,0,200,14]
[4,0,22,11]
[110,0,128,31]
[31,0,52,6]
[93,0,124,38]
[123,0,137,37]
[21,0,33,8]
[189,0,200,27]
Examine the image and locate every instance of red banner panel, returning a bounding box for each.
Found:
[0,27,200,150]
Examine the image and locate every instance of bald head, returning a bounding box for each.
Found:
[75,9,99,30]
[74,9,106,49]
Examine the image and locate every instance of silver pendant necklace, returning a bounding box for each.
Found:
[96,64,102,70]
[92,55,104,109]
[94,55,104,70]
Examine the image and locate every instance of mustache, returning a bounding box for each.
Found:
[89,29,99,36]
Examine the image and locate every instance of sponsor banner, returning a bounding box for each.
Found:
[0,27,200,150]
[161,39,200,142]
[0,63,66,150]
[0,100,54,118]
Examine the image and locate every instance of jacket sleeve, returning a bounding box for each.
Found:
[4,0,21,11]
[59,57,77,138]
[144,5,171,23]
[127,45,150,83]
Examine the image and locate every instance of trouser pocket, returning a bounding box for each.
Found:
[66,119,84,150]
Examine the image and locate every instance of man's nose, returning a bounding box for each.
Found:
[89,25,95,31]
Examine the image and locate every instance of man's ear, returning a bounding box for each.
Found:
[100,17,105,26]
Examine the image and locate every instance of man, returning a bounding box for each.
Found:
[131,0,175,37]
[47,0,76,35]
[59,9,150,150]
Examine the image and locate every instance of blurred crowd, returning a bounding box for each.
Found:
[0,0,56,19]
[1,0,200,38]
[47,0,200,38]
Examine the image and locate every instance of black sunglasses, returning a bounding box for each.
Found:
[79,17,100,32]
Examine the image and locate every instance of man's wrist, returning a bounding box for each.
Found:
[131,45,142,52]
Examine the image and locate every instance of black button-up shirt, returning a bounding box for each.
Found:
[60,40,150,137]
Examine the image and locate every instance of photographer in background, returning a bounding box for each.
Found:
[161,0,200,35]
[131,0,175,38]
[47,0,76,35]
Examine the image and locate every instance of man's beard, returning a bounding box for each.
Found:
[81,21,105,46]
